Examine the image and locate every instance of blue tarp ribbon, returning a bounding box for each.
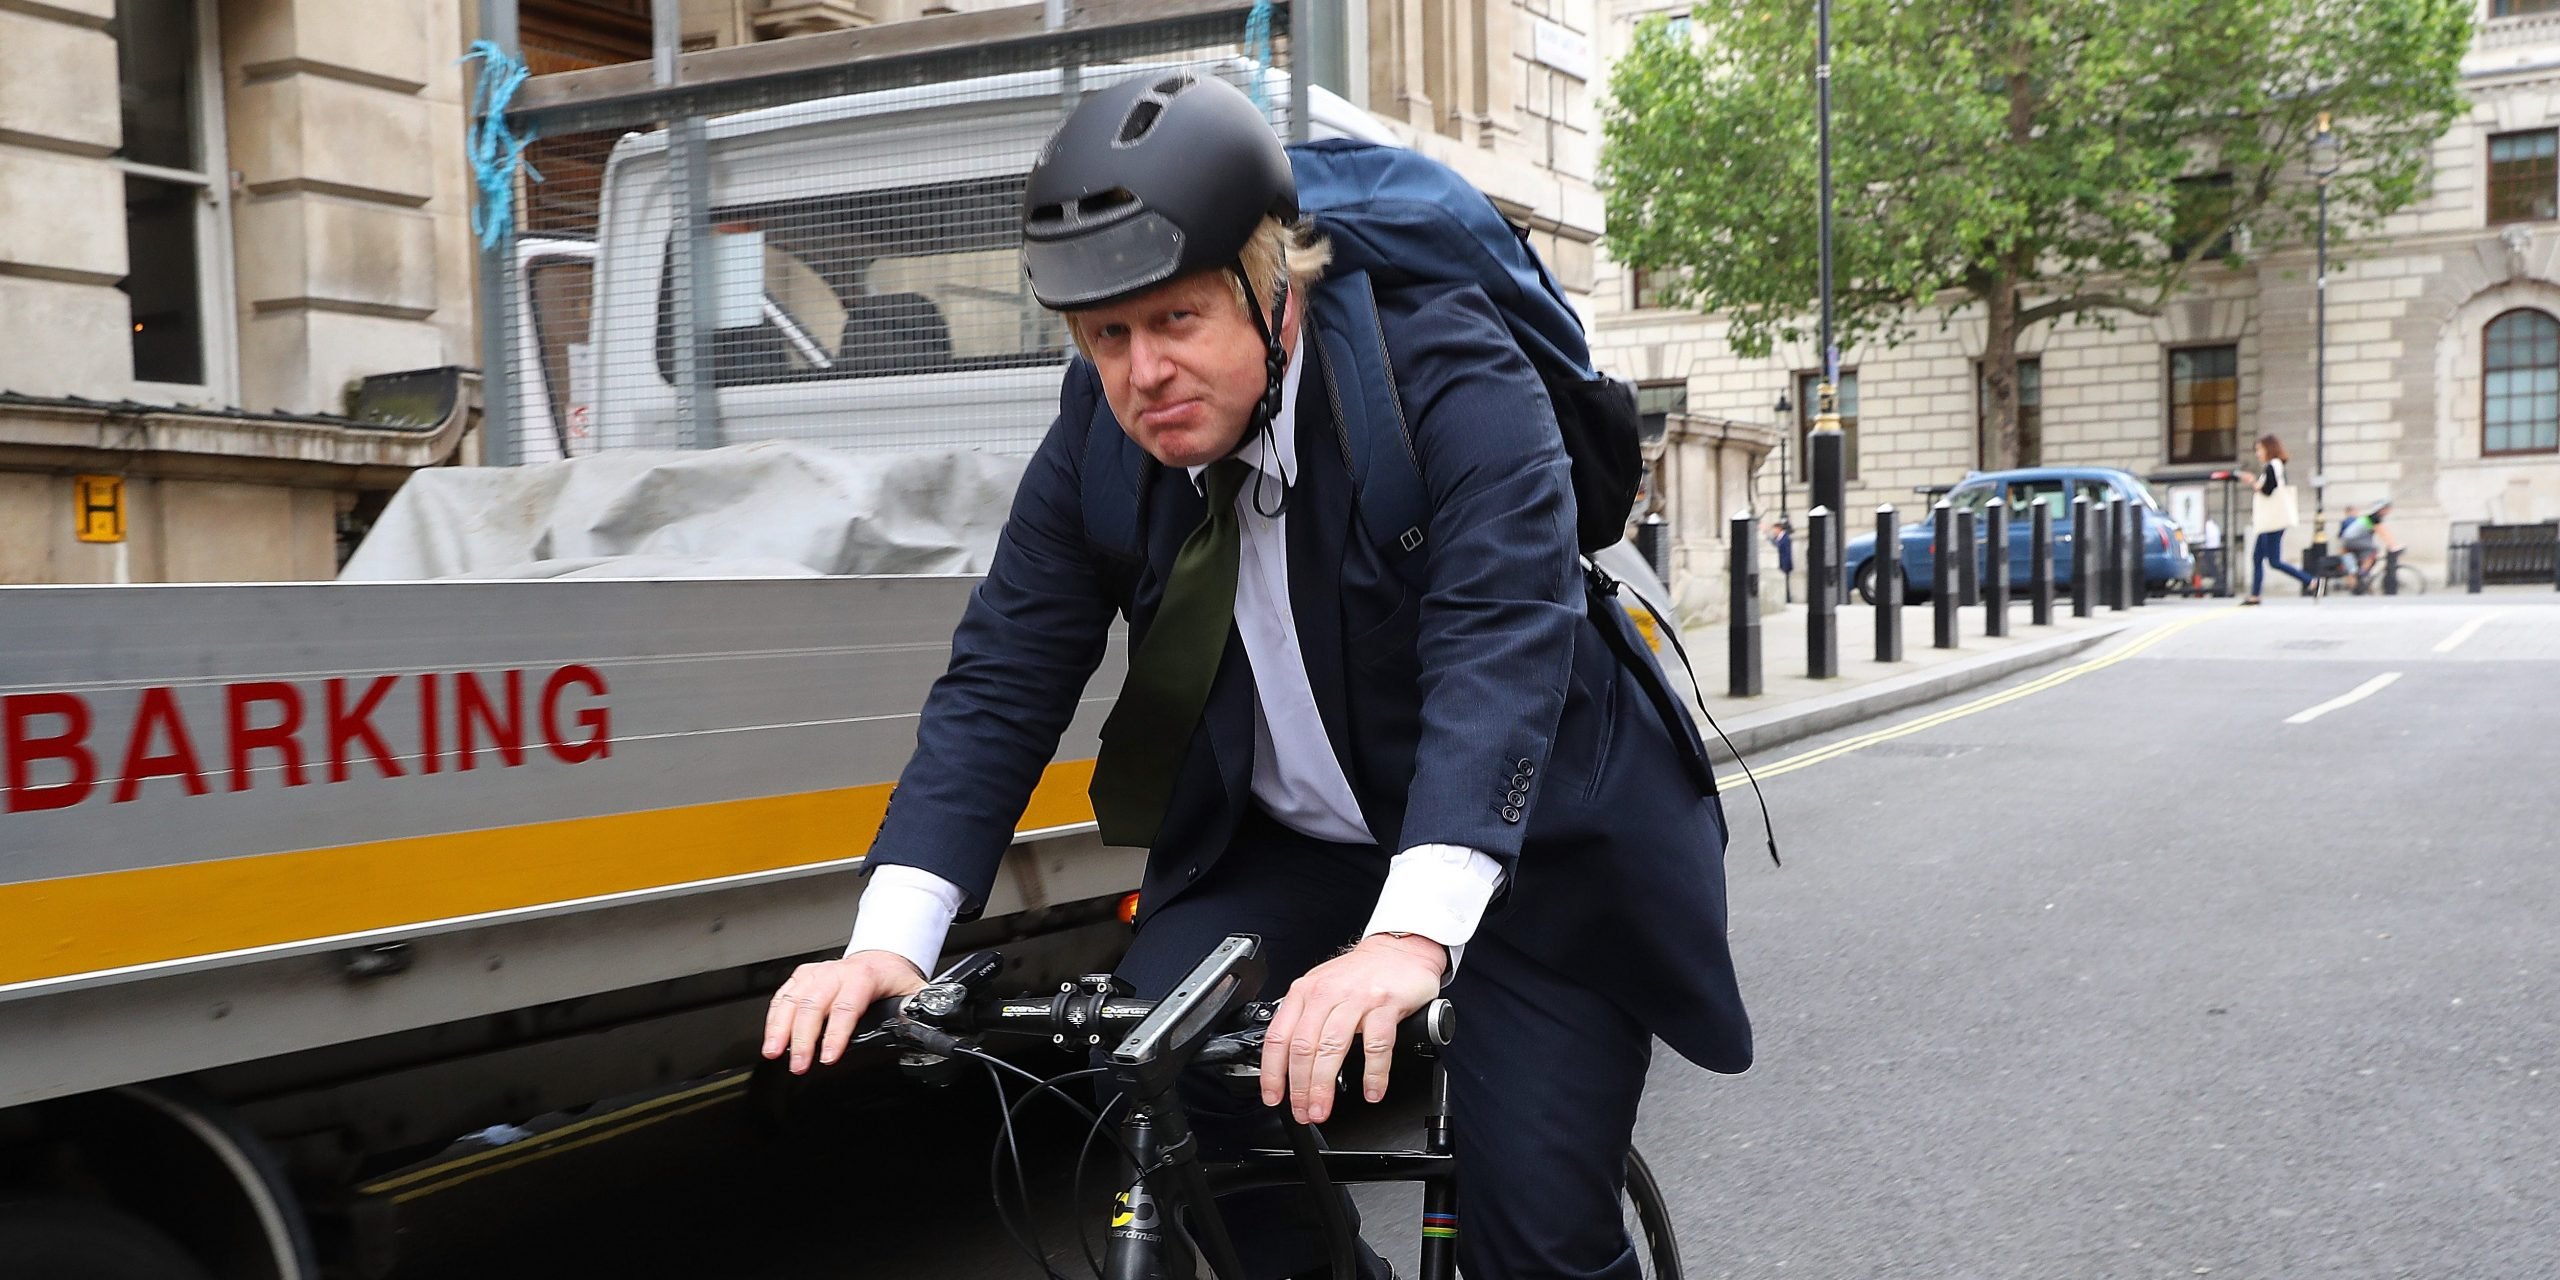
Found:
[462,40,541,251]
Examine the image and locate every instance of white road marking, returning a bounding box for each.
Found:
[2432,612,2505,654]
[2285,672,2404,725]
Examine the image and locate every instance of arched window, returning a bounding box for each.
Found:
[2484,309,2560,456]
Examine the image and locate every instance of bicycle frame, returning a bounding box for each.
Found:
[1096,936,1461,1280]
[1105,1064,1459,1280]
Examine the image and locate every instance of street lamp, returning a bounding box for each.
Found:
[1809,0,1849,603]
[1773,390,1796,603]
[2309,112,2342,595]
[1774,390,1793,528]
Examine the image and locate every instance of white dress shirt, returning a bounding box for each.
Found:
[848,332,1505,976]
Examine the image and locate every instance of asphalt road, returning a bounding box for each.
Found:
[426,596,2560,1280]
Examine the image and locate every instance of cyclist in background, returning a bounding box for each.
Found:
[2337,501,2402,593]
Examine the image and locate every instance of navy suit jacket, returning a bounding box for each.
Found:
[870,282,1750,1073]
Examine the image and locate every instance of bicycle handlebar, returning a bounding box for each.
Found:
[857,935,1456,1095]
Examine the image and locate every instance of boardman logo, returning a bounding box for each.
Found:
[0,666,612,814]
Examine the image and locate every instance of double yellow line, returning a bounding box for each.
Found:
[1716,609,2228,789]
[358,1069,754,1205]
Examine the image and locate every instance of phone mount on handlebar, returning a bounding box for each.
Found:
[1108,934,1265,1097]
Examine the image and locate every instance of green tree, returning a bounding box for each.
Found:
[1601,0,2471,468]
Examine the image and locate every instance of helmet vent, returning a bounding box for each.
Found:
[1079,189,1135,217]
[1152,74,1194,96]
[1116,97,1165,145]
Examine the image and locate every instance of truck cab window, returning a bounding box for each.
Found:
[655,176,1066,388]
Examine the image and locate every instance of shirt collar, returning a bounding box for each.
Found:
[1188,329,1304,494]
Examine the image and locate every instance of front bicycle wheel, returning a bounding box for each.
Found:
[1620,1147,1684,1280]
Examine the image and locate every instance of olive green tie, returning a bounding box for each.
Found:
[1089,459,1251,848]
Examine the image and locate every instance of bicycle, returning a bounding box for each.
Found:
[855,933,1685,1280]
[2315,548,2427,597]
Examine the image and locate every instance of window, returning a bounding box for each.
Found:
[526,254,594,445]
[1635,381,1686,446]
[1976,357,2041,468]
[2494,1,2560,17]
[2168,173,2237,260]
[2167,345,2240,464]
[1633,381,1685,513]
[2484,309,2560,455]
[1795,369,1859,482]
[111,0,231,394]
[2005,477,2071,523]
[1631,267,1674,310]
[1947,480,1998,515]
[654,177,1069,387]
[2489,131,2559,225]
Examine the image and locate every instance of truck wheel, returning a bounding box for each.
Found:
[0,1200,217,1280]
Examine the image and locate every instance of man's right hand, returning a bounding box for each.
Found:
[761,950,927,1074]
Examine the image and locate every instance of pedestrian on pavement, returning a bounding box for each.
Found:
[2238,433,2312,604]
[760,74,1747,1280]
[1768,517,1795,601]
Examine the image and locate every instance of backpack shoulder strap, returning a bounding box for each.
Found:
[1308,271,1430,595]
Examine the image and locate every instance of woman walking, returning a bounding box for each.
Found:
[2241,433,2312,604]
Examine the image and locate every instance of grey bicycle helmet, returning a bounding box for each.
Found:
[1021,72,1297,311]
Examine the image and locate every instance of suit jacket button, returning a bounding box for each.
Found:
[1185,866,1199,880]
[1516,758,1534,773]
[1510,772,1530,789]
[1500,805,1521,823]
[1506,789,1527,806]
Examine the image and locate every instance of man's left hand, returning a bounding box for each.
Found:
[1260,934,1447,1124]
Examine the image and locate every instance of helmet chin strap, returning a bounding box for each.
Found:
[1231,261,1292,519]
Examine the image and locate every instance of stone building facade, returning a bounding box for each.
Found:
[1589,2,2560,607]
[0,0,480,583]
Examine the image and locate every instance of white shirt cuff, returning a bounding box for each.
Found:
[1366,844,1507,974]
[844,862,965,979]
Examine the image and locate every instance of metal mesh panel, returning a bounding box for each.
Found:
[486,7,1298,463]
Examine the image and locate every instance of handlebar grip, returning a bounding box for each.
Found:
[1204,998,1455,1067]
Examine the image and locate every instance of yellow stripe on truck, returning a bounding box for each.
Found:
[0,759,1097,989]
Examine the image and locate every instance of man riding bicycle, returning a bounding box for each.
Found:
[2337,501,2403,592]
[763,74,1750,1280]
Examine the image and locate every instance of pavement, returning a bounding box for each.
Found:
[1680,588,2135,762]
[408,591,2560,1279]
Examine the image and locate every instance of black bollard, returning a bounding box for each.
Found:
[1983,497,2011,637]
[2384,547,2401,597]
[1728,512,1762,697]
[2129,506,2150,608]
[2107,494,2131,612]
[1636,512,1671,584]
[1956,510,1981,607]
[2071,494,2095,619]
[2468,540,2486,594]
[1875,505,1903,662]
[1808,507,1839,678]
[2030,501,2056,625]
[1933,500,1959,649]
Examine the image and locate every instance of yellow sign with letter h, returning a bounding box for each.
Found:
[74,475,125,544]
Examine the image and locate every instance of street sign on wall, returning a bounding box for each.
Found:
[73,475,124,544]
[1531,19,1592,81]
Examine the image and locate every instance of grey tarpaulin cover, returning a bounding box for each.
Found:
[341,441,1027,580]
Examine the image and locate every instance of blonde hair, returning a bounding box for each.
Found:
[1232,216,1333,316]
[1063,216,1332,356]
